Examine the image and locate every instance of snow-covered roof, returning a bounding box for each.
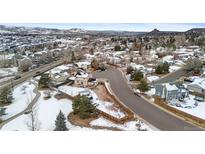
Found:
[163,83,178,91]
[189,77,205,89]
[75,61,91,68]
[76,71,89,78]
[147,76,159,82]
[130,63,145,70]
[69,76,76,81]
[162,55,173,62]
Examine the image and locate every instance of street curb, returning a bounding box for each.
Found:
[105,79,159,131]
[117,68,204,130]
[109,68,159,130]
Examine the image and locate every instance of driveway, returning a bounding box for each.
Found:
[93,68,202,131]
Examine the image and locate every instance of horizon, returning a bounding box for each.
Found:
[2,23,205,32]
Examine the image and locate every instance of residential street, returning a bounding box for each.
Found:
[93,68,202,131]
[153,68,188,84]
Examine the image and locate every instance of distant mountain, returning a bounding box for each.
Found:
[149,28,160,34]
[185,28,205,34]
[0,25,205,37]
[87,30,146,36]
[143,28,180,36]
[0,25,88,35]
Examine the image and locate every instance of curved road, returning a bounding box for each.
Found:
[93,68,202,131]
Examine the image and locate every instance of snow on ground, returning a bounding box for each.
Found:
[90,117,152,131]
[174,60,185,66]
[33,75,41,81]
[125,74,131,81]
[147,76,159,83]
[1,90,105,131]
[95,100,125,118]
[58,85,126,118]
[162,55,173,63]
[58,85,91,97]
[48,64,73,74]
[145,88,155,97]
[0,76,13,83]
[0,67,18,77]
[169,65,181,73]
[169,94,205,120]
[0,81,36,120]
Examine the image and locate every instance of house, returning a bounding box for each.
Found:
[50,72,70,85]
[75,61,91,70]
[0,53,14,67]
[74,70,97,87]
[13,54,32,72]
[108,56,122,65]
[155,83,188,102]
[79,90,93,99]
[187,77,205,95]
[130,63,145,71]
[74,70,90,87]
[147,76,159,84]
[49,64,73,85]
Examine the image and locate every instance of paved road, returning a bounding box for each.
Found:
[154,68,188,84]
[0,60,63,91]
[93,68,202,131]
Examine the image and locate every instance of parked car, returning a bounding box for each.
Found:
[24,109,32,114]
[133,89,141,97]
[35,71,41,74]
[14,75,21,80]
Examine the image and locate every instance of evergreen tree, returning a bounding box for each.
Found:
[155,62,170,74]
[0,86,13,105]
[137,79,150,92]
[185,58,203,74]
[126,66,134,74]
[162,62,170,73]
[114,45,121,51]
[99,64,106,71]
[72,95,98,119]
[38,73,50,88]
[71,51,76,62]
[91,58,99,70]
[0,108,6,117]
[90,48,94,55]
[131,70,144,81]
[54,110,68,131]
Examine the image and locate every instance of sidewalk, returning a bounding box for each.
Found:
[0,81,41,129]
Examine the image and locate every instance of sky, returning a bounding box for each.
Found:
[3,23,205,32]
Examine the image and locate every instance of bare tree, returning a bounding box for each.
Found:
[25,93,41,131]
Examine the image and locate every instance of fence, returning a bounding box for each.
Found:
[103,81,134,123]
[55,80,134,124]
[154,96,205,127]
